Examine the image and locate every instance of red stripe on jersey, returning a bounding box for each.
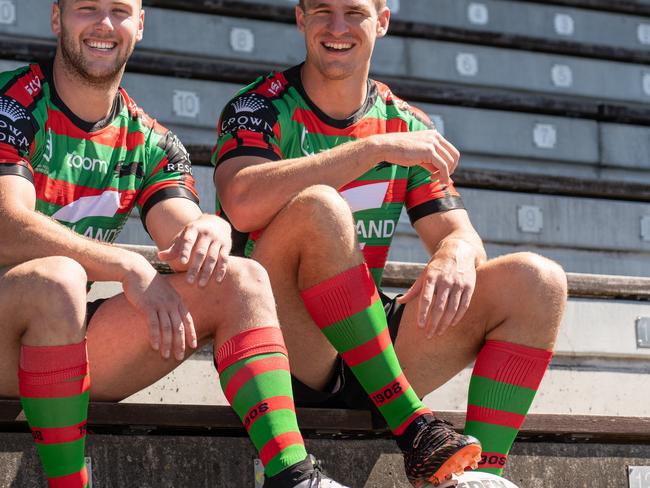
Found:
[48,467,89,488]
[34,173,137,214]
[340,178,407,206]
[216,138,238,162]
[362,245,390,271]
[243,396,296,433]
[406,181,459,210]
[4,64,44,107]
[0,141,32,169]
[300,264,380,329]
[465,405,525,430]
[339,178,389,191]
[340,328,392,367]
[47,109,146,151]
[31,422,87,445]
[260,431,305,467]
[472,341,552,389]
[292,108,408,138]
[251,72,288,98]
[136,179,197,208]
[223,355,290,404]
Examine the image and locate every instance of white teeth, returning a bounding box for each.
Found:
[86,40,116,50]
[324,42,353,50]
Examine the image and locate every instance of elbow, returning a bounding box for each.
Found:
[220,180,266,233]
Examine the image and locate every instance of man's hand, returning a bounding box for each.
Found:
[121,254,198,361]
[397,239,477,338]
[369,129,460,184]
[158,214,232,287]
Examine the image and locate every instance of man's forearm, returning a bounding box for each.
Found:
[0,207,142,282]
[222,137,382,231]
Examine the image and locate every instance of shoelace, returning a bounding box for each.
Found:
[412,418,454,451]
[306,463,324,487]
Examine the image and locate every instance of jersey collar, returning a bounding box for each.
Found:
[41,58,124,133]
[285,63,377,129]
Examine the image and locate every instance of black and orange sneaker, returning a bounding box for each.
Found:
[397,415,482,487]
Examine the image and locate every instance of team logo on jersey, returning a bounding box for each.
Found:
[159,132,193,175]
[42,129,54,162]
[220,93,276,137]
[0,96,33,151]
[232,94,267,114]
[0,97,29,122]
[300,127,314,156]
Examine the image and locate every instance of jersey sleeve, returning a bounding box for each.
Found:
[0,94,38,184]
[212,92,282,168]
[137,125,200,229]
[405,166,465,224]
[403,110,465,225]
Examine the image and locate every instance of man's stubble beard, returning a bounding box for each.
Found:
[59,27,133,88]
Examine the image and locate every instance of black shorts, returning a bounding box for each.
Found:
[85,298,107,326]
[290,292,406,418]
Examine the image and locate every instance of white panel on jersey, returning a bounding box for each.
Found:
[340,182,390,213]
[52,191,121,223]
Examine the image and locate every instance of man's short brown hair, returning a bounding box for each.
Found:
[298,0,387,11]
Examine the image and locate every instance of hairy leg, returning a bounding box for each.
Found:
[85,256,278,401]
[252,185,363,390]
[394,252,567,474]
[394,252,567,395]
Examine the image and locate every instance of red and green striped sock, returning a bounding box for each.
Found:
[301,263,431,435]
[216,327,308,478]
[464,340,552,475]
[19,340,90,488]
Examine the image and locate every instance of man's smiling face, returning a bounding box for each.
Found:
[52,0,144,86]
[297,0,390,81]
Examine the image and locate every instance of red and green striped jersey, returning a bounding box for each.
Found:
[0,61,198,242]
[213,64,463,286]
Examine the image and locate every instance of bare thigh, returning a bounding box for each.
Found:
[394,252,566,397]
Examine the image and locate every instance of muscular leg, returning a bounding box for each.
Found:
[252,185,362,390]
[85,255,278,400]
[2,256,310,481]
[87,256,311,478]
[253,185,481,483]
[0,256,90,487]
[394,252,567,474]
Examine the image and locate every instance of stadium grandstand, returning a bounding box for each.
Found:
[1,0,650,486]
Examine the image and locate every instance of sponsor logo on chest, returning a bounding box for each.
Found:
[65,153,109,174]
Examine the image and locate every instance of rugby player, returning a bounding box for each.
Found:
[213,0,567,484]
[0,1,348,486]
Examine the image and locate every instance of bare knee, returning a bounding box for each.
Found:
[19,256,88,342]
[483,252,567,337]
[209,257,276,317]
[501,252,567,300]
[284,185,356,242]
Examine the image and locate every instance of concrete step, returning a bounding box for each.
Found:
[0,432,648,487]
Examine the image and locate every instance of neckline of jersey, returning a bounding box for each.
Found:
[41,59,124,134]
[284,63,377,130]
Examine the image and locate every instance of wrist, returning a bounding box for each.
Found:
[117,251,149,282]
[434,238,478,266]
[364,135,389,165]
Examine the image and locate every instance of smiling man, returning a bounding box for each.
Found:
[213,0,567,485]
[0,1,348,487]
